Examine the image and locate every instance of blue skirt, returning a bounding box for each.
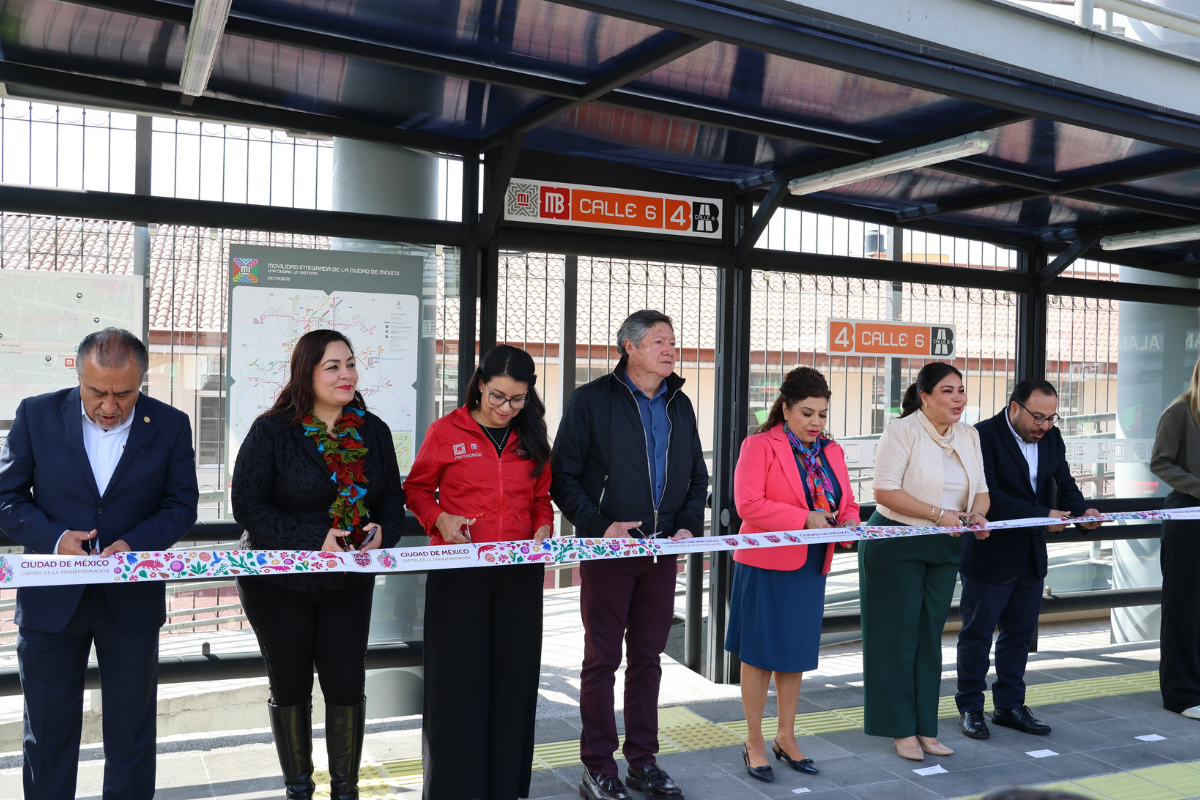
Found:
[724,544,828,673]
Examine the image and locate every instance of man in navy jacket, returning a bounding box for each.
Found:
[552,310,707,800]
[0,328,198,800]
[958,379,1100,740]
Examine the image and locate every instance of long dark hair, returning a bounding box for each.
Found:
[466,344,550,476]
[757,366,832,435]
[899,362,963,418]
[265,329,366,424]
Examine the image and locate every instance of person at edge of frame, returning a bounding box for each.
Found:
[956,378,1101,741]
[0,327,199,800]
[551,309,709,800]
[1149,353,1200,723]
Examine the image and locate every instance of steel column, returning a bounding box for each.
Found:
[557,253,579,588]
[458,150,481,405]
[707,193,753,684]
[1017,248,1048,382]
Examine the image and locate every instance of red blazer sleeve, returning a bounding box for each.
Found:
[734,434,810,531]
[402,423,446,534]
[825,443,861,524]
[532,462,554,531]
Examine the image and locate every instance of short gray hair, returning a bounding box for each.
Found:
[616,310,673,358]
[77,328,149,380]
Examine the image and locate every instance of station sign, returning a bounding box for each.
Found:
[503,179,722,239]
[828,319,956,357]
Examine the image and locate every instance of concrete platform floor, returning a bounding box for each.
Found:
[0,604,1196,799]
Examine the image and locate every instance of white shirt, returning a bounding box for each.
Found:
[940,451,970,512]
[1005,411,1039,489]
[56,401,135,554]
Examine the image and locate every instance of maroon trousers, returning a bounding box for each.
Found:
[578,554,678,776]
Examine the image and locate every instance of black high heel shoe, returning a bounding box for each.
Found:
[742,747,774,783]
[773,740,819,774]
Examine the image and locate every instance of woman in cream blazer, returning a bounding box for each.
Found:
[861,362,990,762]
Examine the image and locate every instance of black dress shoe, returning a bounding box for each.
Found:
[742,747,774,782]
[960,710,990,739]
[772,740,819,774]
[991,706,1052,735]
[580,769,632,800]
[625,763,684,799]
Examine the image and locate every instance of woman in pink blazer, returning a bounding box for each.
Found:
[726,367,860,784]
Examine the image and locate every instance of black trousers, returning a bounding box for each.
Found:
[1161,494,1200,713]
[955,568,1043,713]
[422,564,544,800]
[19,585,159,800]
[237,577,374,707]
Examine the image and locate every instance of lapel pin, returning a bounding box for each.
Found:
[143,416,150,423]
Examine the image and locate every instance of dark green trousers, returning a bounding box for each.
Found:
[859,511,961,737]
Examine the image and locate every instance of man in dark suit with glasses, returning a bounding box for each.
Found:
[957,379,1102,741]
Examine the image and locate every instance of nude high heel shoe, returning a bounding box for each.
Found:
[917,736,954,756]
[894,737,924,761]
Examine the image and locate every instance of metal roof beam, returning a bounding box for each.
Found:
[481,33,710,151]
[1047,275,1200,305]
[0,61,467,155]
[1036,232,1100,290]
[479,135,527,247]
[937,161,1200,222]
[746,246,1028,291]
[548,0,1200,154]
[903,154,1200,222]
[66,0,586,99]
[776,192,1035,249]
[734,178,788,266]
[736,109,1030,194]
[0,184,467,245]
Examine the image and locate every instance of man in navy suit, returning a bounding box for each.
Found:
[958,379,1101,740]
[0,328,199,800]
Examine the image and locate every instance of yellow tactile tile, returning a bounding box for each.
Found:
[1074,771,1191,800]
[374,670,1166,792]
[953,762,1200,800]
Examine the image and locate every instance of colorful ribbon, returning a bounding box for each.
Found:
[0,508,1193,589]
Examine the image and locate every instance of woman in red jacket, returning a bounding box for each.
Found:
[404,344,552,800]
[726,367,860,784]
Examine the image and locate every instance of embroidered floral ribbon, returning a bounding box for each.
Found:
[301,406,369,548]
[0,508,1195,588]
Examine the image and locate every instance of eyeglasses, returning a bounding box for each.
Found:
[486,390,527,409]
[1016,401,1060,427]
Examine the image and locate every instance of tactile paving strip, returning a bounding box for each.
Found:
[953,760,1200,800]
[373,670,1163,791]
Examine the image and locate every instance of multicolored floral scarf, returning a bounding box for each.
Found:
[784,425,837,514]
[302,407,369,548]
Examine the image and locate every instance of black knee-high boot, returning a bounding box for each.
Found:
[326,698,366,800]
[268,700,316,800]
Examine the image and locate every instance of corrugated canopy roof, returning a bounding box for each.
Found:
[0,0,1199,268]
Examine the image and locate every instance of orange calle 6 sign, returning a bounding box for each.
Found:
[828,319,956,357]
[504,179,722,239]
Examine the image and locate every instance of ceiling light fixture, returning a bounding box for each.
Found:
[788,132,994,196]
[179,0,233,97]
[1098,224,1200,251]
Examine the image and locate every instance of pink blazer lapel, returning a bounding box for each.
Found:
[768,426,811,511]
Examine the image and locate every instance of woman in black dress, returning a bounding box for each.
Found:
[232,329,406,800]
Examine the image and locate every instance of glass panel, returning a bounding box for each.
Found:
[755,208,1019,271]
[1045,278,1196,640]
[749,271,1018,505]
